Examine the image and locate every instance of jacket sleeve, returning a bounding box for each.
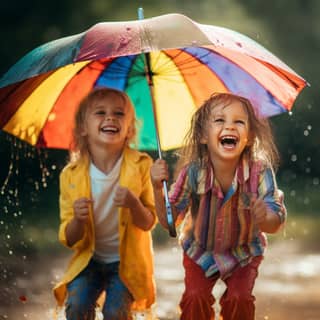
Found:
[139,155,157,227]
[58,166,90,250]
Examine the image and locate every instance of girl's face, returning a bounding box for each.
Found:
[81,93,134,150]
[201,100,250,164]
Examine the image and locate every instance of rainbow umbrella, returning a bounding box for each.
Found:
[0,12,307,236]
[0,12,307,151]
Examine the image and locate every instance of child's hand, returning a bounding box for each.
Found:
[114,185,137,209]
[250,197,268,227]
[73,197,92,223]
[150,159,169,190]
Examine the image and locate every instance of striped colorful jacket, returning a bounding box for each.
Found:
[169,156,286,279]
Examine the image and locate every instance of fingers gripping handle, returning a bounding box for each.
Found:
[162,180,177,237]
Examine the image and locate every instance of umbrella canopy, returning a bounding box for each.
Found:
[0,13,307,151]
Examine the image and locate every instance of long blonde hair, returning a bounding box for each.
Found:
[177,92,279,170]
[70,87,137,162]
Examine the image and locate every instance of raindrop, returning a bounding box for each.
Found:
[306,157,311,162]
[291,154,297,162]
[312,178,319,185]
[303,197,310,205]
[8,250,13,255]
[305,167,311,173]
[290,190,296,197]
[303,130,309,136]
[119,36,131,46]
[288,111,293,116]
[307,125,312,130]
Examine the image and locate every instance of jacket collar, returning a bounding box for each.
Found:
[68,147,142,170]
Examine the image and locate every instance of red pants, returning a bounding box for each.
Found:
[179,253,263,320]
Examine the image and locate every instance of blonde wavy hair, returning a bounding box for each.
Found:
[70,87,137,162]
[177,92,279,171]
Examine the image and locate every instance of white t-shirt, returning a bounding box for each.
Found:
[89,156,123,263]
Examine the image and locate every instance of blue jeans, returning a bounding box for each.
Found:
[65,259,133,320]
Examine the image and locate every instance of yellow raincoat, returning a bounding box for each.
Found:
[53,147,156,310]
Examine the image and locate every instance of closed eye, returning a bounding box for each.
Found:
[95,110,106,116]
[235,119,246,125]
[213,118,224,123]
[114,111,125,117]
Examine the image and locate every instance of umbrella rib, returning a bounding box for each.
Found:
[154,49,212,77]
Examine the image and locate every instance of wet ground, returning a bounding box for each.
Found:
[1,238,320,320]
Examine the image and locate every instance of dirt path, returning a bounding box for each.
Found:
[1,239,320,320]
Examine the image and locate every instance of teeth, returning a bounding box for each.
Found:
[101,126,118,133]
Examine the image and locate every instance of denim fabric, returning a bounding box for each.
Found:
[65,259,133,320]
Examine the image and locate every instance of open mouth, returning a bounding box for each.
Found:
[100,125,119,134]
[219,135,238,148]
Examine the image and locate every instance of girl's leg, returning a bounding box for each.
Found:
[179,253,218,320]
[102,261,133,320]
[65,260,104,320]
[220,256,263,320]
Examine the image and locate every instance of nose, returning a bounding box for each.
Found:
[224,121,235,130]
[105,113,114,121]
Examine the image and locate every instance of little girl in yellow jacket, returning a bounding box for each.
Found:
[53,88,156,319]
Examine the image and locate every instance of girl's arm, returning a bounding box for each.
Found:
[252,167,287,234]
[59,168,91,249]
[65,197,92,246]
[150,159,179,230]
[251,198,282,233]
[114,156,156,231]
[114,186,155,231]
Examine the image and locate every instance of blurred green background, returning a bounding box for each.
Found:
[0,0,319,259]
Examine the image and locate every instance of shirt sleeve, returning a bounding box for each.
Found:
[169,166,192,214]
[258,166,287,224]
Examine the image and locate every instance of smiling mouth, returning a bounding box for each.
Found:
[101,126,119,134]
[220,135,238,147]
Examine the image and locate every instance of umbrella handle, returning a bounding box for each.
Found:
[138,7,177,238]
[162,180,177,238]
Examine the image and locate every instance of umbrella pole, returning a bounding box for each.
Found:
[138,8,177,237]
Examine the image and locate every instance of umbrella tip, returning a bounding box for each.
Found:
[138,7,144,20]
